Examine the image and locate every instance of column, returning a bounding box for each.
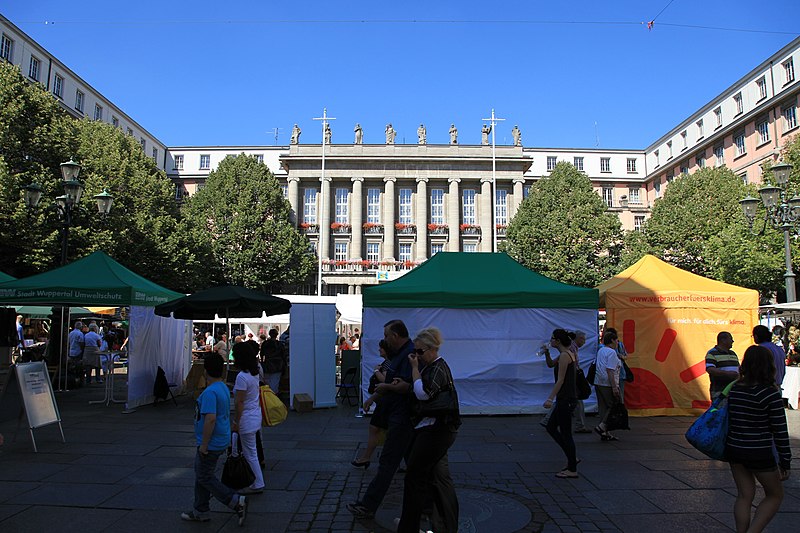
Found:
[350,177,363,260]
[480,178,493,252]
[511,178,525,218]
[447,177,460,252]
[415,177,428,261]
[320,177,332,260]
[287,177,300,224]
[383,177,396,261]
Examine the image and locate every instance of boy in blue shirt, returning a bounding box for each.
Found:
[181,354,247,525]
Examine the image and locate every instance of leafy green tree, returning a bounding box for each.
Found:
[502,161,623,287]
[182,154,315,290]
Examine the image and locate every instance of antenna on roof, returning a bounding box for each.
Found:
[269,127,284,145]
[594,121,600,147]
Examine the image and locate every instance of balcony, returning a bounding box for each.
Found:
[395,223,417,236]
[496,224,507,237]
[427,224,449,236]
[330,223,351,235]
[299,223,319,234]
[460,224,481,236]
[321,259,423,273]
[362,223,384,235]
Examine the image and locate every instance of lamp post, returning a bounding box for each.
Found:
[740,161,798,302]
[23,160,113,266]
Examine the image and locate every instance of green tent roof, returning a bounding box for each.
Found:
[363,252,599,309]
[0,251,184,307]
[0,271,15,283]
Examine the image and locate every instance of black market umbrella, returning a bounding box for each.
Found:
[154,285,291,320]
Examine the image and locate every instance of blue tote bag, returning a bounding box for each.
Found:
[685,381,736,460]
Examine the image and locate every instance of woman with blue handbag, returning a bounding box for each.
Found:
[727,345,791,533]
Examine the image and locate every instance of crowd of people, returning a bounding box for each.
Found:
[66,319,127,386]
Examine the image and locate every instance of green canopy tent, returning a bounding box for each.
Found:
[0,271,15,283]
[361,252,599,414]
[0,251,188,406]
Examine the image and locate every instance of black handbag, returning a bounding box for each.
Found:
[576,366,592,400]
[605,402,630,431]
[586,361,597,385]
[221,433,255,490]
[622,361,634,383]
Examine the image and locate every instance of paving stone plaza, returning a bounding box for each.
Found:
[0,380,798,532]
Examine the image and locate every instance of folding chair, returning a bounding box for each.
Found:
[336,367,358,406]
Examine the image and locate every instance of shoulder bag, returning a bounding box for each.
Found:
[221,432,256,490]
[259,385,288,426]
[684,380,736,460]
[606,401,630,431]
[575,363,592,400]
[622,360,634,383]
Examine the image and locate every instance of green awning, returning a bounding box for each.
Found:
[0,271,15,283]
[0,251,184,307]
[363,252,598,309]
[14,306,94,319]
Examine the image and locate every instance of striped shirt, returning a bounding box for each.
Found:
[726,383,791,470]
[705,347,739,396]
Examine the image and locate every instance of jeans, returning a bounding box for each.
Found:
[360,410,414,512]
[397,425,459,533]
[546,399,577,471]
[237,431,264,489]
[193,448,238,513]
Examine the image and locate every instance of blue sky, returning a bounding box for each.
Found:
[4,1,798,148]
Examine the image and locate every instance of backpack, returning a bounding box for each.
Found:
[263,339,286,374]
[153,366,170,400]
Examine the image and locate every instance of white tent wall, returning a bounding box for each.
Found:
[362,307,598,415]
[288,303,337,409]
[127,306,192,409]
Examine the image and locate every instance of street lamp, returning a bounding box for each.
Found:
[23,159,114,265]
[739,161,797,301]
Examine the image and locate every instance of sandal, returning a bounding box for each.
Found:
[555,469,579,478]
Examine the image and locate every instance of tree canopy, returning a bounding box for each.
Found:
[502,161,623,287]
[181,154,316,291]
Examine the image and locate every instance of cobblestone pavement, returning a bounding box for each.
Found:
[0,381,799,532]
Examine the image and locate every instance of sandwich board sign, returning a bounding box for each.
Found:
[0,361,65,452]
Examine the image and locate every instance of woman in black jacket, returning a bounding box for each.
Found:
[396,327,460,533]
[727,344,791,533]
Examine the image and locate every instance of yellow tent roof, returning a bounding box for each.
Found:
[598,255,759,309]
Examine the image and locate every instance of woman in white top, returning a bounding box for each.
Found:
[232,343,264,494]
[593,330,621,441]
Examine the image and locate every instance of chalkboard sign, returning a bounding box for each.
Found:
[0,361,65,451]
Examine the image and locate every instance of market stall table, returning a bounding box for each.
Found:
[782,366,800,410]
[89,351,125,406]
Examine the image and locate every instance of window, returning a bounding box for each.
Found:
[462,243,477,253]
[628,187,641,205]
[573,157,584,171]
[784,58,795,84]
[680,130,688,150]
[431,243,443,256]
[398,188,413,224]
[523,184,531,198]
[152,147,158,160]
[112,116,119,128]
[281,184,288,198]
[462,189,476,225]
[666,171,674,182]
[199,154,211,170]
[28,56,40,81]
[75,90,84,113]
[654,181,661,198]
[634,216,645,232]
[334,242,348,269]
[174,184,185,201]
[139,137,146,150]
[602,187,614,207]
[335,188,349,224]
[430,188,444,225]
[254,154,264,164]
[757,77,768,100]
[714,106,723,128]
[495,189,508,225]
[626,158,637,173]
[681,163,689,175]
[696,119,704,139]
[0,34,13,61]
[600,158,611,173]
[546,156,557,171]
[653,150,660,167]
[714,144,725,167]
[757,118,770,145]
[734,92,743,115]
[53,74,63,98]
[695,153,706,168]
[94,103,103,121]
[398,243,412,268]
[174,155,184,170]
[367,188,380,224]
[126,127,133,136]
[784,104,798,132]
[734,131,746,156]
[739,171,748,185]
[303,188,317,223]
[366,242,380,264]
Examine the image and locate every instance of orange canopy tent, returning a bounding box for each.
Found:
[598,255,759,416]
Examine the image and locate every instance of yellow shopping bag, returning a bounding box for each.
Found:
[259,385,288,426]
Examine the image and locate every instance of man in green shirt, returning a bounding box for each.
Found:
[705,331,739,399]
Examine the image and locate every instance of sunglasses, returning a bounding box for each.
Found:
[413,348,429,356]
